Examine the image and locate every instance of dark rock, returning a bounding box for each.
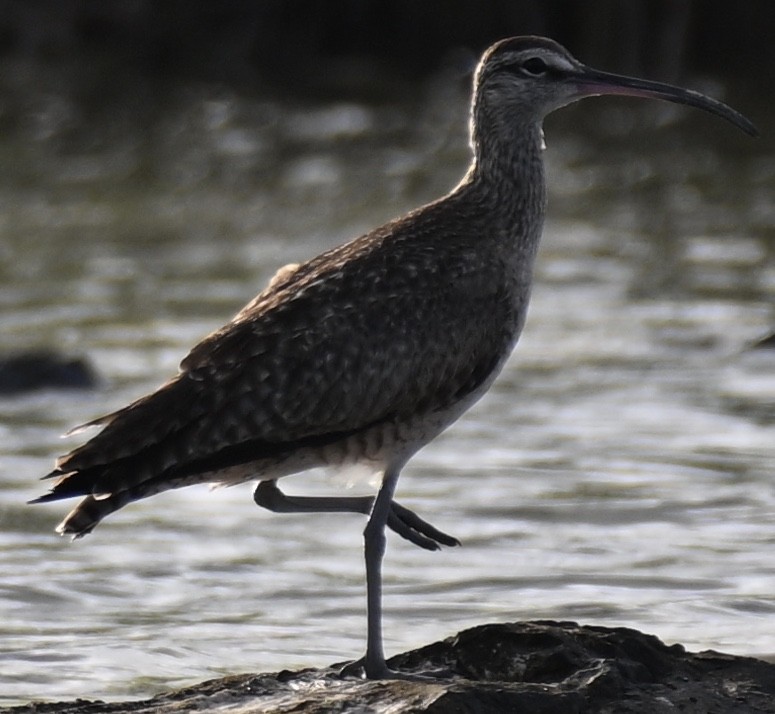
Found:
[6,621,775,713]
[0,352,98,395]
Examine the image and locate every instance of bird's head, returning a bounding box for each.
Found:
[472,36,757,136]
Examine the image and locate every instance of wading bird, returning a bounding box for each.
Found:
[33,37,756,679]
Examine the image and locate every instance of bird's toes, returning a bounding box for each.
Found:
[337,658,456,681]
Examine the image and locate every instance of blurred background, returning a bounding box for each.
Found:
[1,0,775,706]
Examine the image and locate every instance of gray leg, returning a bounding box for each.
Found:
[362,462,401,678]
[358,467,458,681]
[253,480,459,550]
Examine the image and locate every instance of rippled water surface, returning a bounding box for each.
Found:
[1,60,774,705]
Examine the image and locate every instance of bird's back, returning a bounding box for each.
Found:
[35,186,530,535]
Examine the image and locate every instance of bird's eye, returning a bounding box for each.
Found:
[521,57,548,76]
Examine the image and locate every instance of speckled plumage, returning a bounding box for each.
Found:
[37,166,544,534]
[33,36,755,678]
[34,38,556,535]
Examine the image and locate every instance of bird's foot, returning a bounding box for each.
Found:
[389,502,460,551]
[337,657,455,681]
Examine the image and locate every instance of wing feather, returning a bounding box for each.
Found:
[36,200,517,513]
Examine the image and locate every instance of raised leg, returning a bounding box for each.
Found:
[253,480,459,550]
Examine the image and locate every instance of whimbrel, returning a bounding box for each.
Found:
[32,37,756,679]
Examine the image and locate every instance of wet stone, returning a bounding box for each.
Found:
[6,621,775,713]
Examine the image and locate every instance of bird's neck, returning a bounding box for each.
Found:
[456,118,547,249]
[469,113,545,191]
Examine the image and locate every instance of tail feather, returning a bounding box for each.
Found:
[33,445,232,535]
[35,418,199,506]
[50,467,217,537]
[31,464,117,502]
[56,374,203,474]
[63,414,113,438]
[40,468,65,481]
[55,493,129,538]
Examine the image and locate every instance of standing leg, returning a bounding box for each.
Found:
[254,476,459,679]
[362,462,402,678]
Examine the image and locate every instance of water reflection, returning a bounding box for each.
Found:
[0,62,773,705]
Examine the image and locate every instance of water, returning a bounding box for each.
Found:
[1,61,773,705]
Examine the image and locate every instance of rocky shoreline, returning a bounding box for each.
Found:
[7,620,775,713]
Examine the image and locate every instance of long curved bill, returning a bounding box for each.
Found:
[574,67,758,137]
